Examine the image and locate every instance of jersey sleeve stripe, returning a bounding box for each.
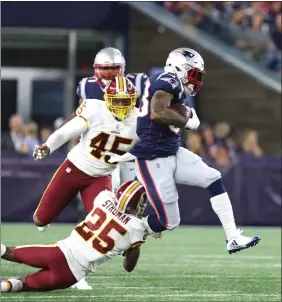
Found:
[78,116,89,128]
[131,241,145,248]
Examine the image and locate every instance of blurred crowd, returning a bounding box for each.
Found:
[2,113,264,171]
[182,121,263,170]
[1,114,78,156]
[164,1,282,73]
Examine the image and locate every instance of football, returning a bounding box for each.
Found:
[169,103,192,118]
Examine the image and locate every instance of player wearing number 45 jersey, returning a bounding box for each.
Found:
[32,76,139,231]
[1,181,148,292]
[111,48,261,254]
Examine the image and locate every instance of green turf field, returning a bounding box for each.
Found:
[1,224,281,301]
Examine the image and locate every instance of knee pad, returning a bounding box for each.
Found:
[206,178,226,198]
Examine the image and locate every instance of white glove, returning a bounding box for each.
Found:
[33,144,50,160]
[105,152,136,164]
[184,108,200,130]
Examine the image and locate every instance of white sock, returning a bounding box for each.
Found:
[1,279,23,292]
[1,243,6,257]
[210,192,237,240]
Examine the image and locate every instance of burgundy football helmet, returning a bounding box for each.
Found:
[116,181,147,216]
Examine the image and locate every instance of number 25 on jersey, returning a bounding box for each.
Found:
[75,207,127,254]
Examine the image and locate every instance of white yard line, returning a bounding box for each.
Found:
[144,263,282,268]
[2,274,281,280]
[142,254,280,260]
[3,293,281,299]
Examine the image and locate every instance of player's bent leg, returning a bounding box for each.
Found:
[136,158,180,234]
[1,244,48,268]
[24,266,77,291]
[80,175,112,213]
[1,245,78,292]
[33,159,83,228]
[12,245,58,269]
[175,148,261,253]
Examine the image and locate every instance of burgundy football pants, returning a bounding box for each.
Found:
[34,159,112,225]
[13,245,77,291]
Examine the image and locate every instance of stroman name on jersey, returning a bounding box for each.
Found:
[102,199,132,225]
[131,72,186,160]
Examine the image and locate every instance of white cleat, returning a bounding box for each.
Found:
[37,224,50,232]
[153,232,164,239]
[1,243,7,257]
[227,229,261,254]
[1,279,23,292]
[71,278,92,290]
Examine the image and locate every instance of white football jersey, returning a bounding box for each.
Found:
[57,190,146,281]
[67,99,139,177]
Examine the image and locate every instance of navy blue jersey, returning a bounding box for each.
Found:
[76,77,107,101]
[126,73,148,108]
[131,72,186,160]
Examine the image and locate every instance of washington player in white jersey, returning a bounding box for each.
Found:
[0,181,148,292]
[32,76,139,231]
[112,72,149,192]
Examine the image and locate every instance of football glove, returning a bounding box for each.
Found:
[33,144,50,160]
[184,108,200,130]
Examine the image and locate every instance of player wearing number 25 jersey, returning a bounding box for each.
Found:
[32,76,139,229]
[1,181,148,292]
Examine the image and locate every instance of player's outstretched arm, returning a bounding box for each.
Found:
[123,246,141,272]
[33,116,88,160]
[151,90,188,128]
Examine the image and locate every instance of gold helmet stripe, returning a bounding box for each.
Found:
[118,181,141,212]
[118,76,125,93]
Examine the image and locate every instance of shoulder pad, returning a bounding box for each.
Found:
[156,72,181,89]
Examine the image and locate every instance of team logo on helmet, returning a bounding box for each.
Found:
[104,77,137,121]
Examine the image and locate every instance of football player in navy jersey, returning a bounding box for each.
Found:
[126,73,148,108]
[76,49,148,108]
[77,47,126,104]
[110,48,260,254]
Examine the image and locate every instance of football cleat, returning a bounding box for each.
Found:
[1,279,23,292]
[71,278,92,290]
[1,243,6,257]
[153,232,164,239]
[227,229,261,254]
[37,224,50,232]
